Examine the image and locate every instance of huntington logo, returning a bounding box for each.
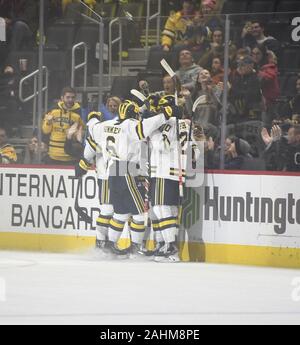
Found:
[182,188,201,230]
[0,17,6,42]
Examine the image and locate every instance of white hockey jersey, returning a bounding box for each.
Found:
[150,118,197,182]
[90,114,167,176]
[83,117,108,180]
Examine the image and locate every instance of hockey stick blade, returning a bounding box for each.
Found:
[160,59,176,78]
[130,89,147,102]
[192,95,206,113]
[74,178,93,224]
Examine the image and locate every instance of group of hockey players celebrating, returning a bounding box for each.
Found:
[75,73,202,263]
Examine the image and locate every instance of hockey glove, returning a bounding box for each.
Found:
[75,159,91,179]
[162,105,182,120]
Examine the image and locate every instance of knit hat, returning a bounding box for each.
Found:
[235,138,251,156]
[202,0,217,10]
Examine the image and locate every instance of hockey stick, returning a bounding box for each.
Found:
[74,177,93,224]
[130,89,151,226]
[160,59,183,199]
[130,89,147,102]
[143,137,151,227]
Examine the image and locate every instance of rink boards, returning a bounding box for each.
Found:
[0,166,300,269]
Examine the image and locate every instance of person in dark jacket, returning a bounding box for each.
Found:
[261,124,300,172]
[0,0,38,51]
[240,20,281,58]
[229,55,263,123]
[282,77,300,119]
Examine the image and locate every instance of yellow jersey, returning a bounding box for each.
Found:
[42,101,84,162]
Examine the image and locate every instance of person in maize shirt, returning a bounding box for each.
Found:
[0,127,17,164]
[42,87,84,165]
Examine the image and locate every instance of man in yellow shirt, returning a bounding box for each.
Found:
[42,87,84,165]
[0,127,17,164]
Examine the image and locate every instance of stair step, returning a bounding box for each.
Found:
[112,60,147,67]
[128,47,149,61]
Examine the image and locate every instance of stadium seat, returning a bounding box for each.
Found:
[46,24,77,49]
[281,73,298,97]
[280,46,300,72]
[110,76,138,99]
[274,0,300,23]
[222,0,249,14]
[222,0,249,24]
[276,0,300,13]
[247,1,276,14]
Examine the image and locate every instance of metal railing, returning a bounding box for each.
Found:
[145,0,162,52]
[71,42,88,92]
[19,66,49,130]
[109,17,123,88]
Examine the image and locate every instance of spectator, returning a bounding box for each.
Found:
[282,77,300,119]
[0,65,21,129]
[229,55,263,123]
[0,127,17,164]
[224,136,252,170]
[23,136,48,165]
[183,15,211,53]
[202,134,252,169]
[198,0,223,31]
[161,0,197,52]
[0,0,38,51]
[192,69,222,130]
[241,20,281,58]
[42,87,84,165]
[198,28,237,69]
[261,124,300,171]
[210,56,224,85]
[251,45,280,123]
[175,49,203,92]
[99,96,122,121]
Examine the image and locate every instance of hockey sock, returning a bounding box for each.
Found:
[108,213,130,243]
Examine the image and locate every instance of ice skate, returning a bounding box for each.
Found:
[107,241,129,260]
[154,243,180,263]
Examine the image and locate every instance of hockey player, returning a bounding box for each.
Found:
[76,100,181,257]
[148,95,197,262]
[75,111,116,255]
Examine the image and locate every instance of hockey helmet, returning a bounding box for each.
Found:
[87,111,103,123]
[158,94,176,108]
[118,100,140,121]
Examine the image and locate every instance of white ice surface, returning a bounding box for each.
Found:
[0,250,299,325]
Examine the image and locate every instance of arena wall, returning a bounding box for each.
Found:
[0,165,300,268]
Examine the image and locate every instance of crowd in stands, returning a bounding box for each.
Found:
[0,0,299,172]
